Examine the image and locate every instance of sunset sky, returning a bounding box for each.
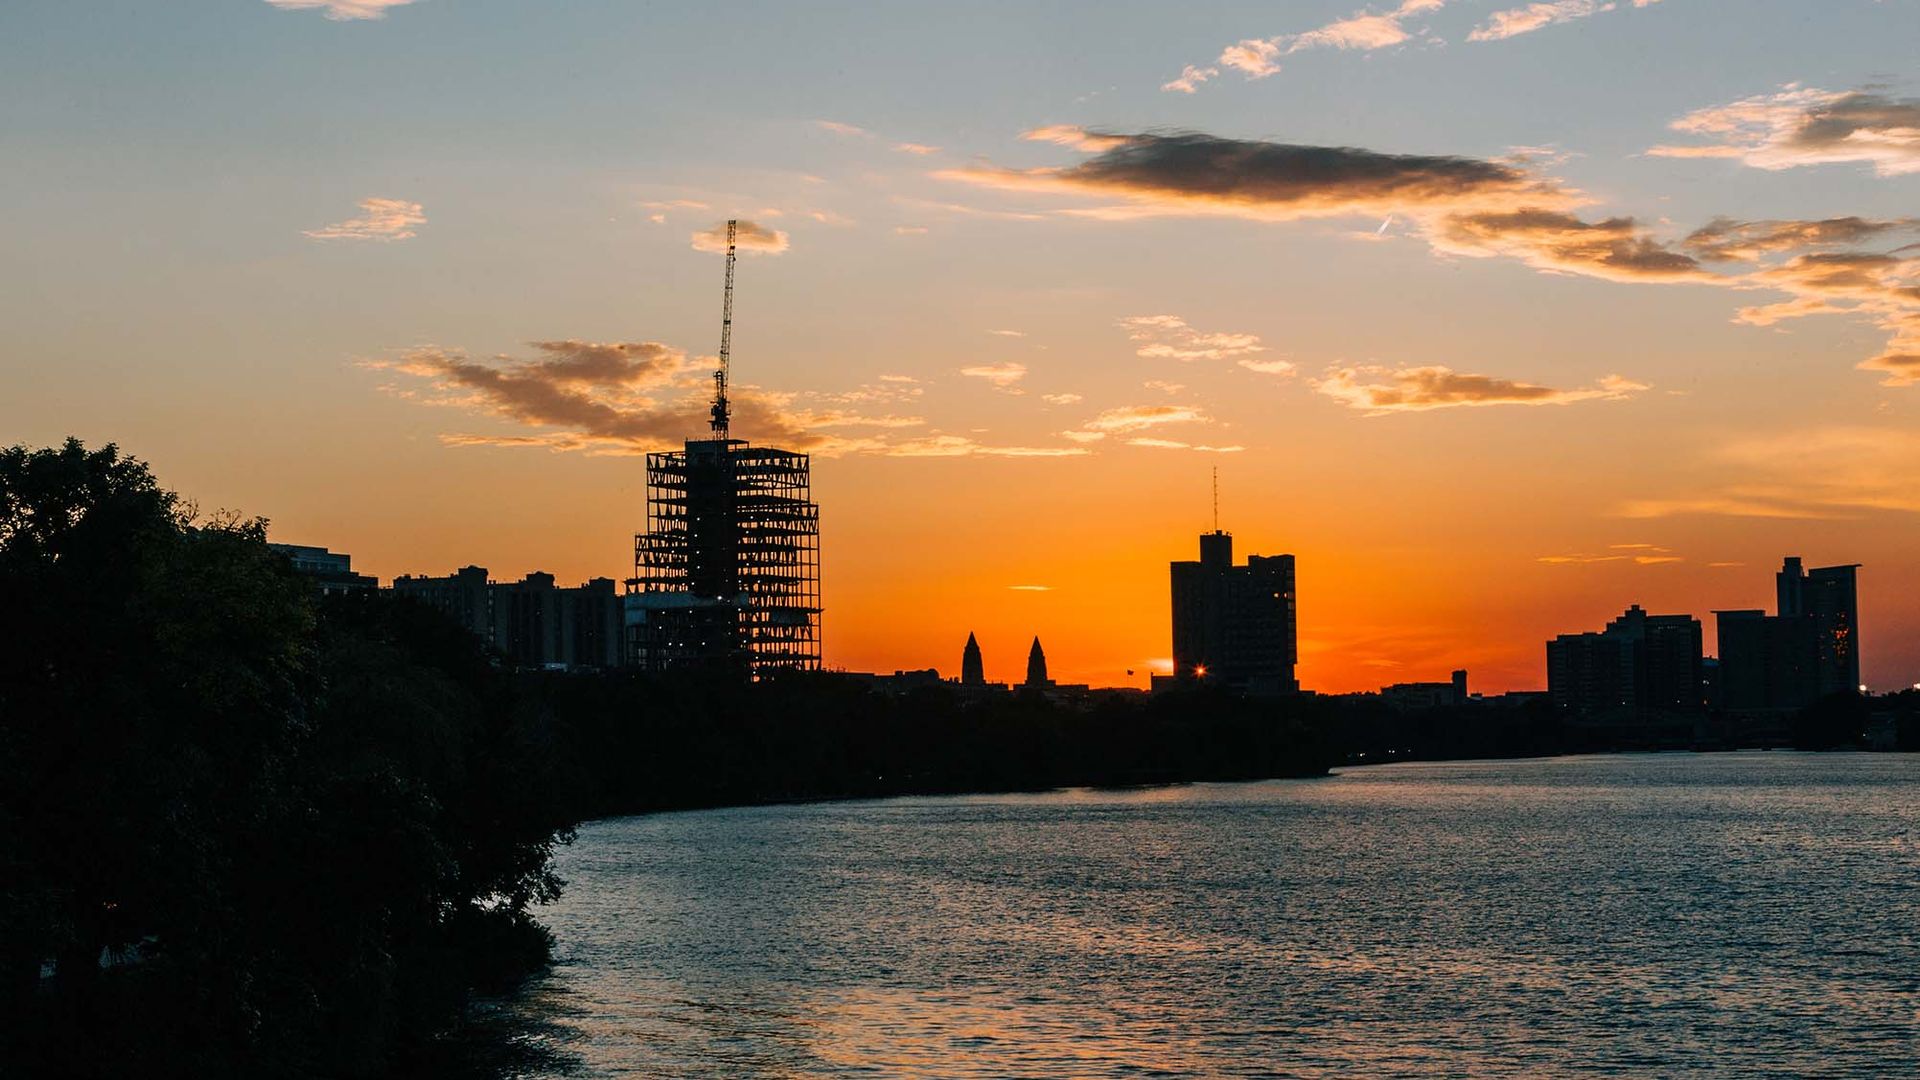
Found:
[4,0,1918,691]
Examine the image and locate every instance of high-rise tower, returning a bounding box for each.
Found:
[627,221,822,676]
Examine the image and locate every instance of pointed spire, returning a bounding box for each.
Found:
[1025,635,1049,688]
[961,631,985,686]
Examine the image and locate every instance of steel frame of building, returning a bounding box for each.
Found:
[633,437,821,675]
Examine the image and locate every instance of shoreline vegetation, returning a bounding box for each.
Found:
[5,439,1915,1078]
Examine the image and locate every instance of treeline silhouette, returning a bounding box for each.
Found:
[1,441,573,1078]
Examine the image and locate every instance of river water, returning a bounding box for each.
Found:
[504,753,1919,1077]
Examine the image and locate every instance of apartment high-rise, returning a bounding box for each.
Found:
[1546,605,1704,719]
[1717,557,1861,710]
[1169,529,1297,694]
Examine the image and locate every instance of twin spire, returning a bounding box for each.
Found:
[960,631,1048,688]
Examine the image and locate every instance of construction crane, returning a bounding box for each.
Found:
[709,219,737,439]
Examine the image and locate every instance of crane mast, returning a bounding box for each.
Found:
[709,219,737,439]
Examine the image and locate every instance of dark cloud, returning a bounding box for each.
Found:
[1437,209,1705,281]
[1314,365,1647,414]
[943,129,1553,221]
[374,342,816,451]
[1682,216,1920,262]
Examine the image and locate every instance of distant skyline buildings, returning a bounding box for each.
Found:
[1716,558,1863,712]
[1547,605,1705,720]
[1169,528,1298,695]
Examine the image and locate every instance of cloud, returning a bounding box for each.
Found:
[366,340,819,452]
[1162,66,1219,94]
[989,329,1027,337]
[943,130,1559,223]
[1680,216,1920,262]
[943,126,1920,387]
[1118,314,1269,362]
[1081,403,1210,433]
[882,434,1088,458]
[690,219,789,254]
[1042,392,1084,405]
[1433,208,1707,282]
[1468,0,1663,43]
[1314,365,1648,415]
[945,128,1920,388]
[815,120,870,138]
[1536,550,1684,565]
[1731,250,1920,386]
[894,142,941,155]
[264,0,418,19]
[1007,584,1054,591]
[1239,358,1298,375]
[1167,1,1446,91]
[1143,380,1186,394]
[1618,427,1920,519]
[302,197,424,241]
[1125,438,1245,452]
[1650,87,1920,177]
[959,362,1027,388]
[893,225,929,235]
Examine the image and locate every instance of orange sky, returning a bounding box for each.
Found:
[3,1,1918,692]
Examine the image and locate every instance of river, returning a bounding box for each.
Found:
[500,752,1919,1077]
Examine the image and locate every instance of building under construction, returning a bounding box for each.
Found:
[626,221,822,675]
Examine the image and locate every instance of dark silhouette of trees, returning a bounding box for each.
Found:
[0,440,572,1078]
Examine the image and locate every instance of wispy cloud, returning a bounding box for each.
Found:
[1619,427,1920,518]
[1118,314,1269,363]
[1314,365,1647,415]
[959,362,1028,388]
[1469,0,1663,43]
[303,197,424,241]
[1181,0,1447,90]
[1080,403,1211,433]
[264,0,418,19]
[894,142,941,155]
[814,120,870,138]
[1125,438,1245,452]
[690,218,789,255]
[1650,86,1920,177]
[882,434,1087,458]
[1007,584,1054,591]
[1042,392,1083,405]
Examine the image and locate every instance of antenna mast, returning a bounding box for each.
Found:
[1212,466,1219,532]
[709,219,737,439]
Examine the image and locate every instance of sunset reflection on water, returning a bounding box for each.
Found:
[507,754,1920,1077]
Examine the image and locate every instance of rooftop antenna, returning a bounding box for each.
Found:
[708,219,736,439]
[1212,465,1219,532]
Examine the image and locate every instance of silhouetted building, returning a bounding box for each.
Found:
[961,632,985,686]
[1379,670,1469,711]
[391,565,492,638]
[628,440,822,677]
[392,566,622,670]
[269,543,377,595]
[1547,605,1703,719]
[1170,529,1297,694]
[1717,557,1861,711]
[1025,636,1051,688]
[628,223,822,678]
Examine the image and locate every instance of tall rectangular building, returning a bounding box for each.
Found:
[629,438,821,676]
[1717,557,1861,710]
[1546,605,1703,719]
[1170,529,1297,694]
